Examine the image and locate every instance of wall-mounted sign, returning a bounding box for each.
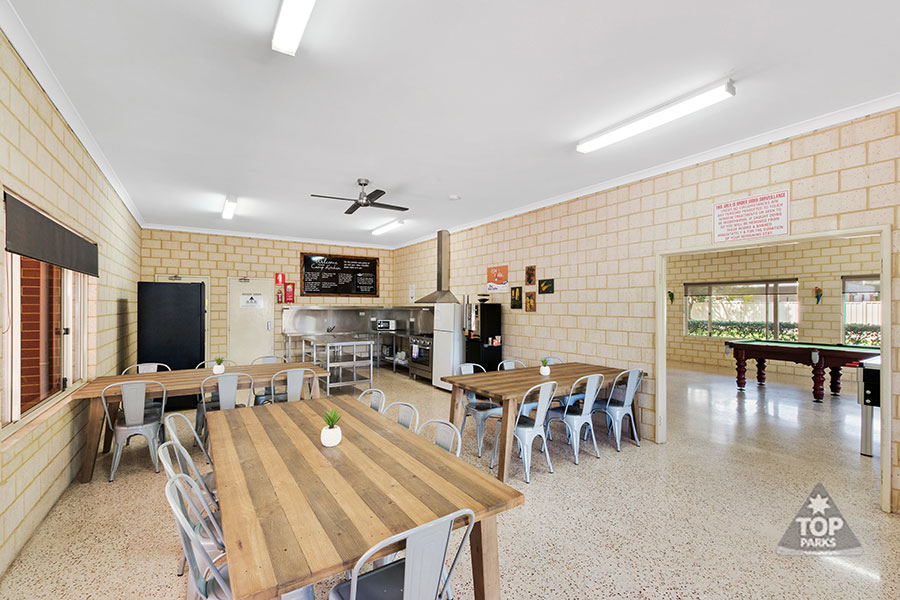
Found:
[525,265,536,286]
[714,189,789,243]
[538,279,554,294]
[240,293,264,309]
[275,272,286,285]
[301,254,378,296]
[525,291,536,312]
[487,265,509,292]
[284,282,295,303]
[510,286,522,309]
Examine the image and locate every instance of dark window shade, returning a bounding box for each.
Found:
[4,193,98,277]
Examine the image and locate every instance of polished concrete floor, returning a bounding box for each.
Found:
[0,367,898,599]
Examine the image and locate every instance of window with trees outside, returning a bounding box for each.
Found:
[842,276,880,346]
[684,280,799,340]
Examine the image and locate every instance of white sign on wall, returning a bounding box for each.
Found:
[713,189,790,243]
[240,293,264,309]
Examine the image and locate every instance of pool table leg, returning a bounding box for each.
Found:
[756,359,767,385]
[829,366,842,396]
[811,359,826,402]
[735,349,747,390]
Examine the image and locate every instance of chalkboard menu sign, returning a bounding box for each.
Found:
[301,253,379,297]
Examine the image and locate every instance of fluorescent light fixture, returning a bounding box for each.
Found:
[272,0,316,56]
[372,220,404,236]
[222,195,237,220]
[576,79,736,153]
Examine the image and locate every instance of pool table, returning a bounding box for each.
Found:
[723,339,880,402]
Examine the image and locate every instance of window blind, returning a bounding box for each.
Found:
[842,276,879,294]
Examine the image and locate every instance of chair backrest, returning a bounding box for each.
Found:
[252,355,285,365]
[383,401,419,430]
[565,374,605,418]
[457,362,486,375]
[498,359,526,371]
[165,412,212,467]
[416,419,462,457]
[517,381,557,427]
[358,388,386,412]
[542,356,564,365]
[158,440,219,514]
[121,362,171,375]
[605,369,643,409]
[195,358,237,369]
[345,508,474,600]
[201,373,254,411]
[165,475,231,600]
[270,368,315,402]
[101,380,166,428]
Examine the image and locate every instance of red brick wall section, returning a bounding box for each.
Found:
[19,257,61,412]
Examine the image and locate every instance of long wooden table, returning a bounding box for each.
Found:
[70,362,328,483]
[442,362,627,483]
[207,396,523,600]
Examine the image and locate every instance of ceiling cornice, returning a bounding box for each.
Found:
[141,223,396,252]
[0,0,144,225]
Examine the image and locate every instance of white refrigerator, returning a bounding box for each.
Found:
[432,303,463,391]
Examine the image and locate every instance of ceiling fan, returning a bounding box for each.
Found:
[311,178,409,215]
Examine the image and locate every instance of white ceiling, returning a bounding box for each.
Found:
[7,0,900,247]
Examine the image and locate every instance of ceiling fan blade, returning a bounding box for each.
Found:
[365,189,386,203]
[345,202,362,215]
[311,194,357,202]
[370,201,409,212]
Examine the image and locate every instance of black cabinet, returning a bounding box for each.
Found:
[464,303,502,371]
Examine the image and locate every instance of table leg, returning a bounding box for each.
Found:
[310,376,321,399]
[735,349,747,390]
[102,402,119,453]
[78,397,105,483]
[470,515,501,600]
[829,366,842,395]
[496,400,515,483]
[756,359,767,385]
[449,385,465,430]
[812,359,826,402]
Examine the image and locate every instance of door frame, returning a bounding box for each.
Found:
[655,224,893,512]
[155,274,211,360]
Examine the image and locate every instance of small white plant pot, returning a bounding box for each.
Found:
[540,365,550,376]
[321,426,342,447]
[212,364,225,375]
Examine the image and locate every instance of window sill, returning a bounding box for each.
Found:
[0,381,88,450]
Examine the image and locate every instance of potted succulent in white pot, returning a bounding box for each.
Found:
[539,358,551,377]
[321,408,342,447]
[212,357,226,375]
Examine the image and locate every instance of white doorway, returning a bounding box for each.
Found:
[226,277,274,366]
[155,274,210,359]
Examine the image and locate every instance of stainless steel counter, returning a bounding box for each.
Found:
[301,334,374,395]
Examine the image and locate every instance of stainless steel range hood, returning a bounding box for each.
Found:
[415,230,460,304]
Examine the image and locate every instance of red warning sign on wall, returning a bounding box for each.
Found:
[713,189,790,243]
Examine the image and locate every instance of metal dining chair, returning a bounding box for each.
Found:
[417,420,462,457]
[456,363,503,458]
[328,509,475,600]
[196,359,238,369]
[591,369,643,452]
[252,355,287,403]
[541,356,564,365]
[198,373,255,442]
[498,359,526,370]
[121,362,171,374]
[194,359,238,434]
[267,368,317,403]
[545,374,605,464]
[101,380,167,481]
[164,413,216,503]
[383,402,420,430]
[358,388,386,412]
[490,381,557,483]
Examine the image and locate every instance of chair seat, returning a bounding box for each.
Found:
[546,405,585,420]
[329,558,405,600]
[466,401,501,414]
[199,562,230,600]
[515,415,537,429]
[115,412,160,429]
[203,401,245,412]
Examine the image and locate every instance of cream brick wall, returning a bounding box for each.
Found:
[666,237,881,384]
[139,230,394,358]
[391,107,900,511]
[0,32,141,574]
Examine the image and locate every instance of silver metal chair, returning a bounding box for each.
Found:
[194,359,238,435]
[164,413,216,504]
[383,402,419,430]
[252,355,287,403]
[416,420,462,457]
[267,368,316,403]
[542,356,564,365]
[591,369,643,452]
[165,412,213,468]
[456,363,502,458]
[328,508,475,600]
[491,381,557,483]
[498,359,526,370]
[165,474,231,600]
[358,388,386,412]
[196,359,238,369]
[546,374,605,464]
[101,380,166,481]
[122,362,171,374]
[198,373,255,442]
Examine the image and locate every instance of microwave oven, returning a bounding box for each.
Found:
[376,319,397,331]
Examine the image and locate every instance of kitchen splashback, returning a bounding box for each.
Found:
[282,306,434,336]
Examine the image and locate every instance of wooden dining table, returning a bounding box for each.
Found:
[70,361,328,483]
[206,396,523,600]
[442,362,627,483]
